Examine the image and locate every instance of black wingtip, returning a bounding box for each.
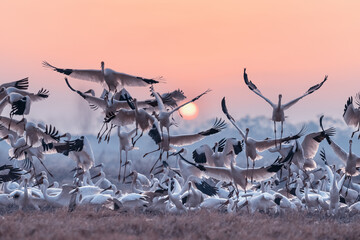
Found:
[14,77,29,90]
[148,124,162,144]
[194,181,218,197]
[319,115,332,144]
[319,148,328,166]
[221,97,234,121]
[37,88,50,98]
[198,118,226,136]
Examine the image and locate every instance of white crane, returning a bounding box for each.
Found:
[185,155,290,191]
[126,88,187,112]
[39,176,74,207]
[269,116,336,171]
[127,98,155,145]
[243,68,327,147]
[221,97,303,180]
[323,162,340,215]
[145,118,226,172]
[5,88,49,122]
[43,61,161,93]
[65,77,130,113]
[169,148,204,182]
[343,93,360,139]
[327,139,360,190]
[181,181,204,209]
[117,126,137,182]
[0,77,29,110]
[8,179,44,210]
[150,85,211,141]
[91,163,112,189]
[192,138,243,167]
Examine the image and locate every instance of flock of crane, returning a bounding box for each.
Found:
[0,61,359,216]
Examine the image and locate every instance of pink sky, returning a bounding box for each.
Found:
[1,1,359,134]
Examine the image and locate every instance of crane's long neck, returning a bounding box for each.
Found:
[8,134,15,147]
[131,175,139,193]
[95,172,105,187]
[41,179,51,201]
[214,143,219,154]
[277,95,282,109]
[23,179,29,205]
[349,141,352,157]
[101,61,105,75]
[331,171,338,192]
[304,184,310,202]
[295,179,303,198]
[134,100,139,114]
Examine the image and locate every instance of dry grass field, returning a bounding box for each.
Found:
[1,207,360,240]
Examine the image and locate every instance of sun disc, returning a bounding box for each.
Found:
[179,102,198,120]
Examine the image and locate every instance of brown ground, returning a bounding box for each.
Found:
[0,207,360,240]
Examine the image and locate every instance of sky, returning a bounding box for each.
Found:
[1,0,360,135]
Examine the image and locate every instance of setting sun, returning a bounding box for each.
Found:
[179,102,198,120]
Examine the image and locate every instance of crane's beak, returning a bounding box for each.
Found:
[125,172,134,179]
[69,188,79,194]
[121,161,130,167]
[74,170,85,178]
[100,186,112,193]
[91,173,101,179]
[70,167,81,173]
[154,169,164,176]
[0,135,9,141]
[59,134,67,138]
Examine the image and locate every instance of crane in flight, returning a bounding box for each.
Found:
[243,68,327,148]
[343,93,360,139]
[43,61,161,94]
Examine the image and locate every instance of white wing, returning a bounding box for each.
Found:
[0,117,25,136]
[110,70,159,87]
[111,109,136,126]
[169,89,211,115]
[169,134,205,147]
[329,140,348,163]
[283,75,327,110]
[150,87,166,112]
[202,166,232,182]
[343,96,360,128]
[43,61,104,83]
[0,77,29,90]
[243,69,275,108]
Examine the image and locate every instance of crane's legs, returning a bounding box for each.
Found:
[251,160,255,184]
[245,155,250,191]
[104,124,115,142]
[143,146,160,158]
[132,131,143,146]
[280,121,284,149]
[274,121,277,148]
[97,123,108,143]
[122,150,129,183]
[37,157,54,178]
[167,126,170,147]
[149,151,163,173]
[118,150,122,181]
[345,176,352,197]
[351,126,359,138]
